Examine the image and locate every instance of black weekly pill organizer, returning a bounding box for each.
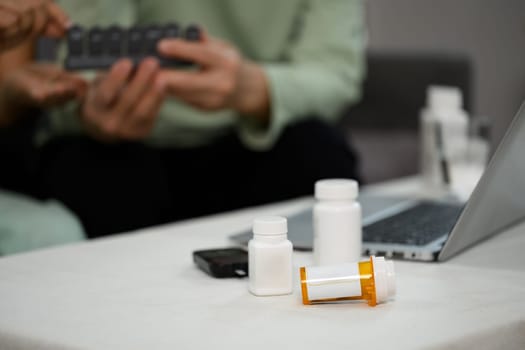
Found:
[65,23,201,70]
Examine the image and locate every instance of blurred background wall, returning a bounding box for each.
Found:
[366,0,525,147]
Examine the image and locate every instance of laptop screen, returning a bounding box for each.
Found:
[440,101,525,260]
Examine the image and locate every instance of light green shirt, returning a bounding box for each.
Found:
[50,0,365,150]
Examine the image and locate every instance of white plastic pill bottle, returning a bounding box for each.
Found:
[248,216,293,296]
[420,85,469,188]
[313,179,362,266]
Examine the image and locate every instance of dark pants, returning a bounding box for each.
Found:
[0,117,40,196]
[2,119,360,238]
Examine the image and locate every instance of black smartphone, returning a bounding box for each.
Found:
[193,248,248,278]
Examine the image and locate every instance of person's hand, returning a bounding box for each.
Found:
[0,0,70,52]
[0,63,86,126]
[157,31,270,123]
[80,58,165,142]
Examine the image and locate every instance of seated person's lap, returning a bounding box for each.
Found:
[38,119,360,238]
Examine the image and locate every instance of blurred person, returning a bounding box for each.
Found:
[2,0,366,238]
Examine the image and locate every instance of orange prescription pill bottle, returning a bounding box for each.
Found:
[300,256,396,306]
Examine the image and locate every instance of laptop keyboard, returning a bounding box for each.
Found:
[363,202,464,246]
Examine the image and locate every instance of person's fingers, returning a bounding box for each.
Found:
[0,1,38,49]
[99,58,158,137]
[51,76,85,100]
[28,3,48,37]
[39,85,77,106]
[0,9,18,28]
[198,26,210,43]
[26,64,85,100]
[0,0,69,43]
[0,32,24,52]
[4,65,51,104]
[45,2,69,28]
[82,84,119,140]
[78,61,126,138]
[57,68,87,84]
[41,2,69,37]
[157,69,236,110]
[113,58,159,117]
[123,80,164,136]
[157,69,214,96]
[26,74,77,106]
[170,91,207,106]
[22,78,48,104]
[93,59,133,107]
[26,63,61,78]
[0,0,31,13]
[62,73,88,99]
[15,6,35,36]
[24,77,65,105]
[157,39,224,66]
[42,21,64,37]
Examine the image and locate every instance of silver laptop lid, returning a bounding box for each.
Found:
[439,101,525,261]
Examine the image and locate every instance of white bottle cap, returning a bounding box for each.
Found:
[253,216,288,236]
[315,179,358,200]
[372,256,396,303]
[427,85,463,111]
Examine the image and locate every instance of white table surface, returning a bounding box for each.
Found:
[1,178,524,350]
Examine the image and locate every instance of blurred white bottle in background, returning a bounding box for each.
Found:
[468,116,491,167]
[420,86,469,191]
[452,116,491,200]
[313,179,362,266]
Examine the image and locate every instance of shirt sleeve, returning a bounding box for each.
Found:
[237,0,366,151]
[0,190,85,256]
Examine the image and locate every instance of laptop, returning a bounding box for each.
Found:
[231,101,525,261]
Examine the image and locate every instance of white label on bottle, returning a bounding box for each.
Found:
[305,263,361,301]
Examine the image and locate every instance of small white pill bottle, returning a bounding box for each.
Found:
[313,179,362,266]
[248,216,293,296]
